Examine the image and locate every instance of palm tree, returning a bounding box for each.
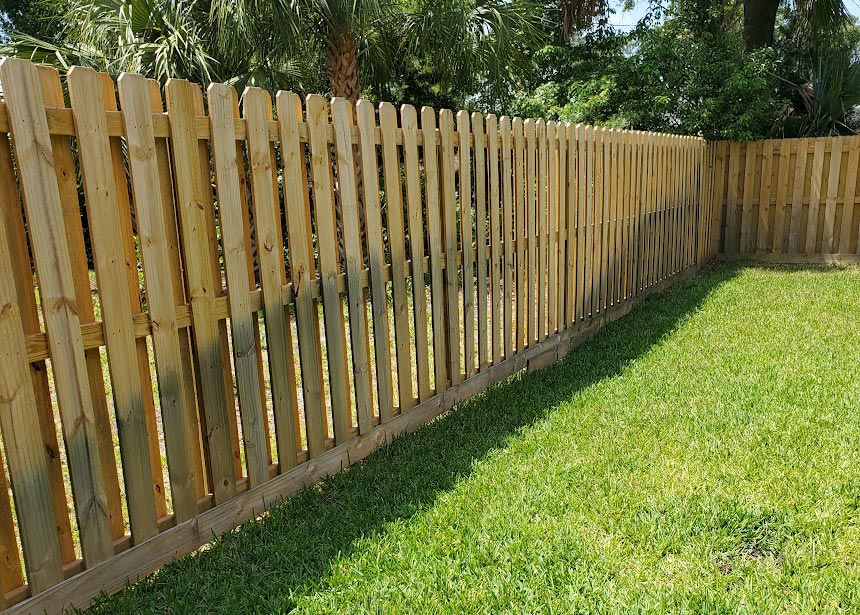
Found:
[556,0,608,41]
[5,0,544,105]
[4,0,544,270]
[775,47,860,136]
[2,0,324,92]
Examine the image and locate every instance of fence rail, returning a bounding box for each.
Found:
[712,136,860,260]
[0,57,712,613]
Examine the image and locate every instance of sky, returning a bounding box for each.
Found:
[608,1,651,30]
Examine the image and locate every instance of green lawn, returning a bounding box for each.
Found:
[87,263,860,614]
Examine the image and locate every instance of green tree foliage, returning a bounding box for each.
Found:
[503,0,860,139]
[611,15,784,139]
[3,0,859,138]
[0,0,62,41]
[2,0,544,106]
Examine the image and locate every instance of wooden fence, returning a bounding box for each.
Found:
[0,57,713,613]
[712,136,860,261]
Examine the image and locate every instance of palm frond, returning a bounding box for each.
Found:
[793,0,849,40]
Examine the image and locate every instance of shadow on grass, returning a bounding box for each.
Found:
[86,265,739,614]
[714,259,860,274]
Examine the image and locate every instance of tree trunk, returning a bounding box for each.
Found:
[326,28,365,268]
[559,0,606,42]
[743,0,781,51]
[327,29,361,102]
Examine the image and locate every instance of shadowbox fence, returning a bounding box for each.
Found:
[0,57,714,613]
[713,136,860,261]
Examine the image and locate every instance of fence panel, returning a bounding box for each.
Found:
[0,58,708,614]
[715,136,860,260]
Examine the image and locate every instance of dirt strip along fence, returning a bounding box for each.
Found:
[712,136,860,262]
[0,57,716,613]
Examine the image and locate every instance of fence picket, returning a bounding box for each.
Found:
[380,103,414,409]
[473,112,489,370]
[558,122,571,329]
[823,138,842,254]
[306,94,353,439]
[840,138,860,254]
[401,105,432,398]
[624,131,635,295]
[38,66,123,543]
[145,78,208,496]
[536,120,548,341]
[277,92,327,453]
[788,138,808,254]
[457,111,477,374]
[243,87,301,469]
[500,117,514,359]
[439,110,462,383]
[207,83,270,487]
[757,140,774,252]
[513,118,526,353]
[165,78,239,503]
[1,57,115,576]
[0,189,65,594]
[525,119,537,345]
[547,121,558,335]
[486,114,502,364]
[97,71,168,518]
[583,126,594,317]
[0,138,33,591]
[604,128,614,302]
[331,98,375,432]
[616,131,627,298]
[420,106,447,393]
[597,128,608,309]
[651,133,661,285]
[805,139,826,254]
[608,130,619,304]
[118,73,200,519]
[576,125,586,321]
[655,134,666,283]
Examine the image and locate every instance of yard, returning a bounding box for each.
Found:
[86,263,860,614]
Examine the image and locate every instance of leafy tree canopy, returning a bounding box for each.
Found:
[2,0,860,138]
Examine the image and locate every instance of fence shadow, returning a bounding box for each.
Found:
[717,259,859,274]
[87,265,739,613]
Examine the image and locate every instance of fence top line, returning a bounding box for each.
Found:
[713,136,860,148]
[0,64,704,147]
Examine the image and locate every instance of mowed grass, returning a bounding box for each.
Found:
[86,263,860,614]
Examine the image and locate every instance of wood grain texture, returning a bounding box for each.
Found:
[97,71,167,520]
[486,114,502,364]
[0,136,64,593]
[440,110,462,383]
[37,66,121,548]
[277,92,327,455]
[500,117,514,360]
[380,102,415,411]
[207,82,270,487]
[306,94,353,440]
[1,58,115,574]
[331,97,374,431]
[402,105,431,397]
[420,106,446,394]
[457,111,477,375]
[165,78,238,503]
[472,112,489,370]
[243,87,301,470]
[118,72,200,520]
